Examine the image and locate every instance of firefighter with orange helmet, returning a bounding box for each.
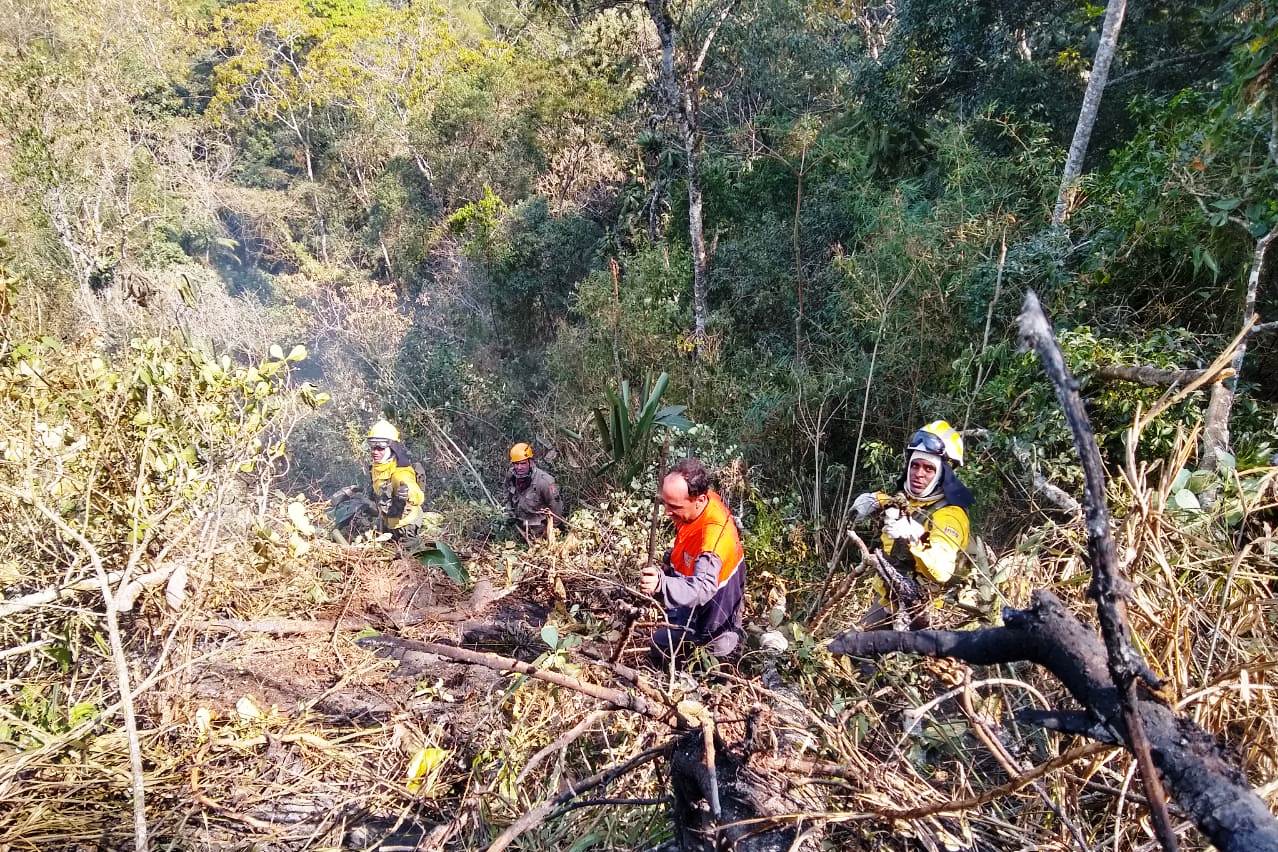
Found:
[505,442,564,540]
[851,420,973,628]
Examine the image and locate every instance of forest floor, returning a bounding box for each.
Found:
[5,489,1277,852]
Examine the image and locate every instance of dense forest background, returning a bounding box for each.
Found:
[1,0,1277,849]
[4,0,1275,516]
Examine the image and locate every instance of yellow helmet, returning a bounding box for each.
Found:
[907,420,964,468]
[367,419,400,443]
[509,442,534,463]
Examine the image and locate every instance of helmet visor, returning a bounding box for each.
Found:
[907,429,947,457]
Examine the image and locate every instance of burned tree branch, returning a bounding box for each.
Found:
[1091,364,1234,389]
[1016,290,1178,850]
[1016,709,1123,745]
[828,591,1278,851]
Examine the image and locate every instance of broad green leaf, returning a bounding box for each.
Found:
[416,540,468,585]
[569,834,602,852]
[269,344,284,360]
[540,624,559,649]
[593,408,612,454]
[1172,489,1201,511]
[1186,471,1215,493]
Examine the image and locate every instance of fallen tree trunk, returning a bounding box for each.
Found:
[828,591,1278,852]
[1091,364,1234,389]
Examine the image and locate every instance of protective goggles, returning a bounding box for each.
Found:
[906,430,947,457]
[368,440,391,452]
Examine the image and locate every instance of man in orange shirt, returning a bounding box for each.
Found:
[639,457,746,664]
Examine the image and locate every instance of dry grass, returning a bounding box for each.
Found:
[1,405,1276,851]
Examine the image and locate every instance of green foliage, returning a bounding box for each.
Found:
[0,334,317,557]
[416,540,468,585]
[593,372,692,487]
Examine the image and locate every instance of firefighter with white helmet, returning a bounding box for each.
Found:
[851,420,974,628]
[365,419,424,540]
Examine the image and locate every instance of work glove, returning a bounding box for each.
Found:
[883,515,926,543]
[852,492,880,520]
[328,485,361,505]
[388,482,410,518]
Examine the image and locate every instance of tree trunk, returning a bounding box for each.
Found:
[685,124,710,348]
[646,0,710,356]
[1051,0,1128,226]
[1201,224,1278,470]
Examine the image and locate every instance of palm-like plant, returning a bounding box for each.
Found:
[593,372,692,486]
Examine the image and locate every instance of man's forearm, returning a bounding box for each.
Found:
[659,553,721,608]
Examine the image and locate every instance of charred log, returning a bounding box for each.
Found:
[667,728,823,852]
[828,590,1278,851]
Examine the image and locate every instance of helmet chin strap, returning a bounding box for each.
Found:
[905,451,943,500]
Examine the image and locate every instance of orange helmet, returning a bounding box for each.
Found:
[509,442,534,463]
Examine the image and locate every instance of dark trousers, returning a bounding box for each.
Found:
[648,606,741,667]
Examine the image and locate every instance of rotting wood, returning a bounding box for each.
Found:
[1016,290,1179,851]
[828,591,1278,851]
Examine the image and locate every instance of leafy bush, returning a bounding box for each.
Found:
[0,332,322,745]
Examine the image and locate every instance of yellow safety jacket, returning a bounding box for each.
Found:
[873,493,970,603]
[369,459,424,530]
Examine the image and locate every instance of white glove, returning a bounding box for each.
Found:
[884,515,926,543]
[759,630,789,652]
[852,492,880,520]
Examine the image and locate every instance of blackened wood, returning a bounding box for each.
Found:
[829,591,1278,851]
[1018,290,1177,850]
